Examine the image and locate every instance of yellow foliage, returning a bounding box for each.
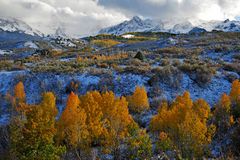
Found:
[214,93,233,130]
[78,91,135,148]
[127,86,150,113]
[57,92,88,148]
[150,91,213,158]
[14,81,26,104]
[230,79,240,102]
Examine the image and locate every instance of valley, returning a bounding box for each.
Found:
[0,17,240,159]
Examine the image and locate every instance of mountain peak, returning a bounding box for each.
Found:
[99,16,240,35]
[131,16,142,22]
[99,16,164,35]
[224,19,230,23]
[0,17,43,36]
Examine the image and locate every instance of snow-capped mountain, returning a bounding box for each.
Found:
[171,22,193,34]
[55,27,68,38]
[0,18,43,37]
[214,19,240,32]
[99,16,240,35]
[99,16,165,35]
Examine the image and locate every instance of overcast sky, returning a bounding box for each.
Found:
[0,0,240,36]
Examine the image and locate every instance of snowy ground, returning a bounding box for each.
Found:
[0,69,233,124]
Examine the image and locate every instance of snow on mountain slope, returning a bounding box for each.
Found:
[99,17,240,35]
[99,16,164,35]
[0,18,43,37]
[214,19,240,32]
[171,21,193,34]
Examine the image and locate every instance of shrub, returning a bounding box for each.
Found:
[151,66,183,88]
[91,39,120,48]
[126,129,152,160]
[157,132,174,152]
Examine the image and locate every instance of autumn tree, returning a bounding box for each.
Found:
[213,93,234,133]
[70,91,137,159]
[14,81,26,104]
[57,92,88,158]
[98,91,135,158]
[16,92,65,159]
[79,91,106,148]
[127,86,149,113]
[9,82,28,159]
[229,79,240,118]
[150,92,214,158]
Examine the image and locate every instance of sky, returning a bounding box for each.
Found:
[0,0,240,36]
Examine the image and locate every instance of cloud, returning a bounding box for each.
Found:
[0,0,127,37]
[98,0,240,21]
[0,0,240,36]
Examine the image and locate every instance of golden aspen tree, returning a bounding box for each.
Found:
[229,79,240,118]
[150,91,213,158]
[14,81,26,104]
[9,82,28,159]
[20,92,65,159]
[78,91,137,159]
[193,99,211,123]
[100,91,135,157]
[230,79,240,102]
[79,91,106,146]
[127,86,149,113]
[213,93,233,132]
[57,92,88,151]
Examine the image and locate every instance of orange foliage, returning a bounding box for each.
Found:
[57,92,88,148]
[14,81,26,104]
[21,92,65,158]
[127,86,149,113]
[150,91,213,158]
[214,93,233,131]
[230,79,240,102]
[78,91,134,148]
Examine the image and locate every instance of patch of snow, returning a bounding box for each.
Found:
[0,70,27,95]
[159,74,231,106]
[113,73,149,96]
[122,34,135,39]
[59,58,76,62]
[24,41,38,49]
[0,49,12,55]
[0,114,9,125]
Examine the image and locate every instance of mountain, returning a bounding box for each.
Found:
[0,18,43,37]
[99,16,165,35]
[189,27,207,34]
[99,17,240,35]
[214,19,240,32]
[171,21,193,34]
[55,27,68,38]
